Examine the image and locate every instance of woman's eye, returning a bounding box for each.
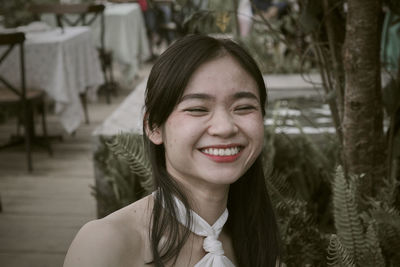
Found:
[184,107,208,115]
[235,105,257,113]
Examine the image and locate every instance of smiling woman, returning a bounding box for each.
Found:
[149,54,264,191]
[63,35,281,267]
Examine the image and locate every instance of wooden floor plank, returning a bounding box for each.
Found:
[0,252,64,267]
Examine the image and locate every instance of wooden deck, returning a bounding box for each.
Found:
[0,65,151,267]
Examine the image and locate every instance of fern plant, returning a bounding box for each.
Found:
[263,110,335,266]
[329,166,400,267]
[107,133,153,193]
[331,166,368,265]
[370,203,400,265]
[327,234,355,267]
[92,135,153,217]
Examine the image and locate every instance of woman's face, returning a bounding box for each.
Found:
[148,55,264,191]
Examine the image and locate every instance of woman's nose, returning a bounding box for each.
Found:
[207,110,238,137]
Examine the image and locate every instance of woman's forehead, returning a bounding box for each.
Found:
[182,55,260,98]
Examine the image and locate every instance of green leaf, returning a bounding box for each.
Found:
[364,222,385,267]
[107,133,154,193]
[332,166,368,265]
[327,234,356,267]
[372,208,400,264]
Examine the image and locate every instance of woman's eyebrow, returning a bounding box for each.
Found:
[180,93,213,102]
[179,91,259,102]
[232,91,260,101]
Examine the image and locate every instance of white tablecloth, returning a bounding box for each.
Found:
[0,27,104,134]
[42,3,151,81]
[104,3,151,80]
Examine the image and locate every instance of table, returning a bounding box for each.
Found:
[103,3,151,80]
[42,2,151,82]
[0,26,104,134]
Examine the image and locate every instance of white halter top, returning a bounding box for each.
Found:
[154,192,235,267]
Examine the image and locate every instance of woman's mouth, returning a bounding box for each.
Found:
[199,145,243,162]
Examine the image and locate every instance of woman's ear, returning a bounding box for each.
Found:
[144,114,163,145]
[147,127,163,145]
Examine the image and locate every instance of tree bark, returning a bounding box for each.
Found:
[342,0,385,194]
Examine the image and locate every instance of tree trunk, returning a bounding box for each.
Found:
[342,0,385,194]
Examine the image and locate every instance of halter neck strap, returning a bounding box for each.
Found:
[153,191,235,267]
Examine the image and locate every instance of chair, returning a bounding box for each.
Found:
[0,32,51,172]
[29,4,117,123]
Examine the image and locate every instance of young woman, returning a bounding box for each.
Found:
[64,35,281,267]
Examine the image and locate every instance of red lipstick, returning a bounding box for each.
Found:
[199,144,243,163]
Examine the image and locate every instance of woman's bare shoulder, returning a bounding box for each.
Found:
[106,193,154,226]
[63,194,154,267]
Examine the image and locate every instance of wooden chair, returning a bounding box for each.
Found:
[0,32,51,172]
[29,4,117,123]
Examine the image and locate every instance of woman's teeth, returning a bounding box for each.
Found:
[201,147,241,156]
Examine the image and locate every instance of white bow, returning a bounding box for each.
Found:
[173,195,236,267]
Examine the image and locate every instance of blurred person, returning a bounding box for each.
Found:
[252,0,289,19]
[140,0,175,57]
[238,0,253,37]
[237,0,290,37]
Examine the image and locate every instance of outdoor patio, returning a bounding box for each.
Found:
[1,1,398,266]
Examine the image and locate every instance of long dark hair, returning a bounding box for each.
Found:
[143,34,280,266]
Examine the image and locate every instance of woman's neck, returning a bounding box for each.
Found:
[185,185,229,225]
